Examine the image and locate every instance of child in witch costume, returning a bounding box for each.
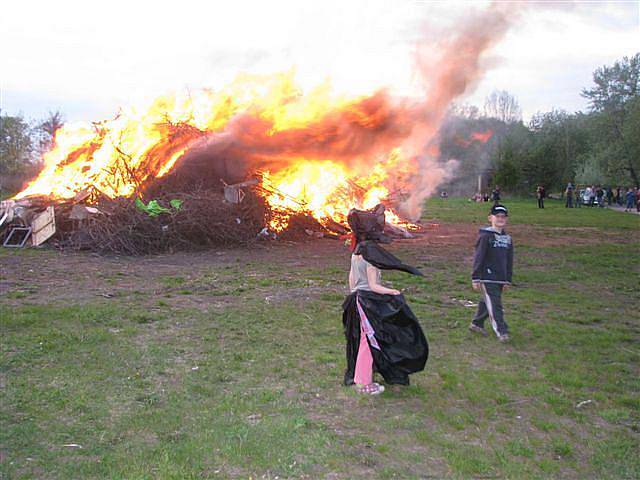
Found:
[342,204,428,394]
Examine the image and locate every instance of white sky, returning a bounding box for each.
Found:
[1,0,638,123]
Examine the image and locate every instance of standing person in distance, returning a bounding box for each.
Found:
[536,185,546,209]
[584,185,593,207]
[491,186,501,205]
[596,186,605,208]
[624,187,636,212]
[565,183,574,208]
[469,204,514,343]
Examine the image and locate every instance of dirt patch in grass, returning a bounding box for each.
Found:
[1,221,623,308]
[0,240,345,307]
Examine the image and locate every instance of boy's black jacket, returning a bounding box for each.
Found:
[471,227,514,284]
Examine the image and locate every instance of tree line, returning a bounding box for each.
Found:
[440,53,639,195]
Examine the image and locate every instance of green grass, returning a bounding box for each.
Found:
[424,196,640,230]
[1,198,638,479]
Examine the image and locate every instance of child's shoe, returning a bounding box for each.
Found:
[357,383,385,395]
[469,323,488,336]
[498,334,510,343]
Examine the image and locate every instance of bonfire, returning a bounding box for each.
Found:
[1,3,512,253]
[0,74,429,254]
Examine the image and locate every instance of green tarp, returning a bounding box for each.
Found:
[135,198,183,217]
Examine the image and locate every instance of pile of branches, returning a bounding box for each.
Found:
[55,188,267,255]
[275,212,347,241]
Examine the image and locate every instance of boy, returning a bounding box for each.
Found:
[469,204,514,342]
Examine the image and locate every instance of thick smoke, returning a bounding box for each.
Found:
[398,3,515,219]
[174,3,517,220]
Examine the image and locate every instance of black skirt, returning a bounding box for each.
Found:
[342,290,428,386]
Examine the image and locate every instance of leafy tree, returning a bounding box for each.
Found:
[443,54,639,195]
[0,110,65,197]
[581,54,639,111]
[493,157,519,191]
[492,122,532,191]
[0,112,33,175]
[581,53,640,187]
[620,96,640,181]
[575,153,606,186]
[523,110,591,191]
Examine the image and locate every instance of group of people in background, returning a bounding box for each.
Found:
[471,183,639,213]
[470,186,502,204]
[563,183,640,212]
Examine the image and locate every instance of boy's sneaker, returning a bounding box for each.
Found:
[469,323,488,336]
[498,334,510,343]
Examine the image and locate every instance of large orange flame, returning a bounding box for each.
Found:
[260,147,416,230]
[15,72,422,230]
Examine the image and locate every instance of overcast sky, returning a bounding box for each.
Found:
[1,0,638,124]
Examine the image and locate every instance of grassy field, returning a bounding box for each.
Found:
[1,197,639,479]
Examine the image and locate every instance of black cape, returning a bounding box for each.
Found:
[343,290,428,385]
[355,241,423,277]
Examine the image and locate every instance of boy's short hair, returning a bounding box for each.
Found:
[490,204,508,216]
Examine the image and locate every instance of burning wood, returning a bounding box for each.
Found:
[2,159,420,254]
[1,173,418,253]
[2,65,474,250]
[2,3,520,252]
[7,72,440,247]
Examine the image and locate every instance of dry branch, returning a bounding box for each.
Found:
[51,188,266,255]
